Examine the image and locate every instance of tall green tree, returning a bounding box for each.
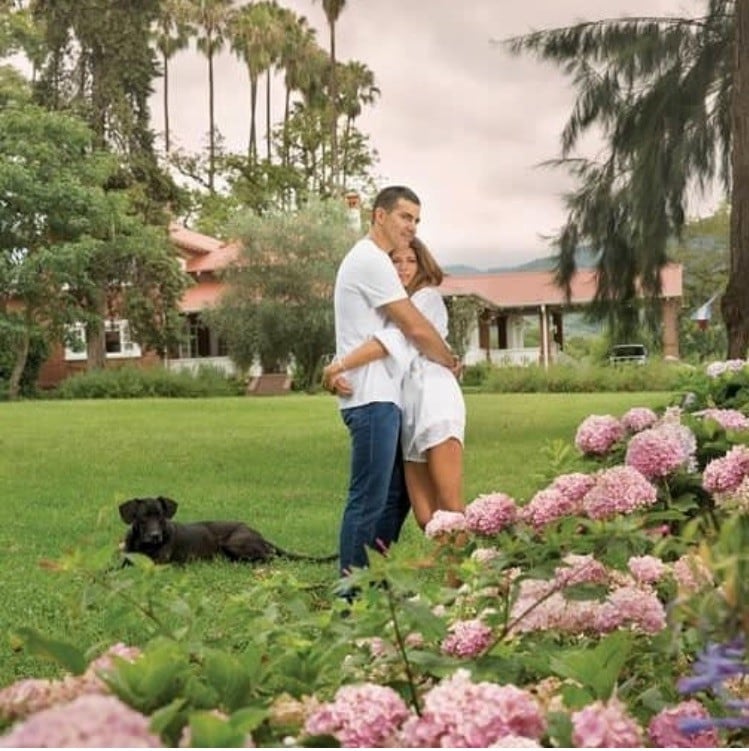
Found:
[207,198,357,390]
[315,0,346,192]
[277,9,318,171]
[0,104,186,397]
[228,1,279,164]
[338,59,379,189]
[153,0,194,154]
[188,0,231,193]
[506,0,749,356]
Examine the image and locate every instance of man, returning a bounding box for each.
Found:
[325,185,456,583]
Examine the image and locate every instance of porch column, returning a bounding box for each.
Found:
[662,298,680,359]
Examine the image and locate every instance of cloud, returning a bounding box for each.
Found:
[154,0,718,269]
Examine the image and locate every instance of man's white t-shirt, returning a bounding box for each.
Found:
[334,236,407,408]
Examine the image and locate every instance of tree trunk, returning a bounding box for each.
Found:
[86,320,106,371]
[7,327,30,401]
[208,48,216,193]
[723,0,749,358]
[163,53,171,153]
[86,293,107,371]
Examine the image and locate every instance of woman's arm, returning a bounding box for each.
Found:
[322,337,388,392]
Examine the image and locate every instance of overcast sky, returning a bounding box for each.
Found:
[153,0,715,270]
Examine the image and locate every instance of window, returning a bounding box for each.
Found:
[64,320,142,361]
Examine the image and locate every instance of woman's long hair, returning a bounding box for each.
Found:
[397,237,444,295]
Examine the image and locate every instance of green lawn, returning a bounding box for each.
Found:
[0,391,674,686]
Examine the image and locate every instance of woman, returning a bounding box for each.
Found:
[323,238,466,529]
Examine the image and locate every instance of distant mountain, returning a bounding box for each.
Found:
[444,247,598,276]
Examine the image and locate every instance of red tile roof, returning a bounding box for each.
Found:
[439,264,682,309]
[180,280,226,312]
[169,221,683,313]
[169,222,240,273]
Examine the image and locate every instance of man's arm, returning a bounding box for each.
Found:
[383,297,455,368]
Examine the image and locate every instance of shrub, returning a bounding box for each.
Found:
[479,361,691,393]
[50,365,244,399]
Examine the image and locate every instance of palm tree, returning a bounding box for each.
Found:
[153,0,194,154]
[188,0,231,192]
[277,9,318,169]
[506,0,749,357]
[228,1,278,165]
[337,59,379,188]
[314,0,347,192]
[262,1,287,163]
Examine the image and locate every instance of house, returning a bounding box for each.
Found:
[36,223,241,389]
[35,222,683,388]
[440,265,683,367]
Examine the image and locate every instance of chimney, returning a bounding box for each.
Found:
[344,191,362,232]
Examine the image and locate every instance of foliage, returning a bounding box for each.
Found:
[30,0,182,217]
[504,4,749,357]
[473,360,691,394]
[0,316,48,399]
[0,102,188,397]
[50,365,244,400]
[207,197,357,389]
[445,295,483,362]
[673,205,730,362]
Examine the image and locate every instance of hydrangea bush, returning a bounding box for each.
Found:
[4,359,749,747]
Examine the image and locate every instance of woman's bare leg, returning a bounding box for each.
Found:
[426,438,464,514]
[404,461,437,530]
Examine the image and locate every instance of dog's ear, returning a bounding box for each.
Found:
[158,496,178,518]
[119,499,140,524]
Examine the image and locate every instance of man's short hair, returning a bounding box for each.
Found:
[372,185,420,214]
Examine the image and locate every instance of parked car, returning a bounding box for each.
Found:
[609,343,648,365]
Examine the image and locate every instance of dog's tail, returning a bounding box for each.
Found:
[270,545,337,563]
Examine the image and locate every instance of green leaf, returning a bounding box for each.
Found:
[187,710,249,748]
[549,631,632,699]
[13,627,87,675]
[203,649,253,711]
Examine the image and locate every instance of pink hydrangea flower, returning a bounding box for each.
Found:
[0,694,160,747]
[465,492,517,535]
[441,619,494,658]
[582,465,658,520]
[621,406,658,433]
[571,696,643,747]
[551,472,596,506]
[471,547,500,564]
[520,473,597,530]
[398,669,545,747]
[648,699,720,747]
[553,554,608,587]
[706,359,746,378]
[574,414,625,456]
[304,683,410,747]
[628,555,666,584]
[520,487,567,530]
[425,510,467,539]
[703,444,749,495]
[0,642,141,724]
[490,735,542,747]
[625,423,696,479]
[698,408,749,432]
[595,585,667,634]
[672,553,714,593]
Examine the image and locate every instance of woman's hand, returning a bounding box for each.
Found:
[322,358,353,396]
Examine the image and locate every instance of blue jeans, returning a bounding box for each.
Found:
[339,402,410,576]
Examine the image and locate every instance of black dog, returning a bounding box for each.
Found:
[119,496,336,565]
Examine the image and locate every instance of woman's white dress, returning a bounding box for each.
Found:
[387,287,466,463]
